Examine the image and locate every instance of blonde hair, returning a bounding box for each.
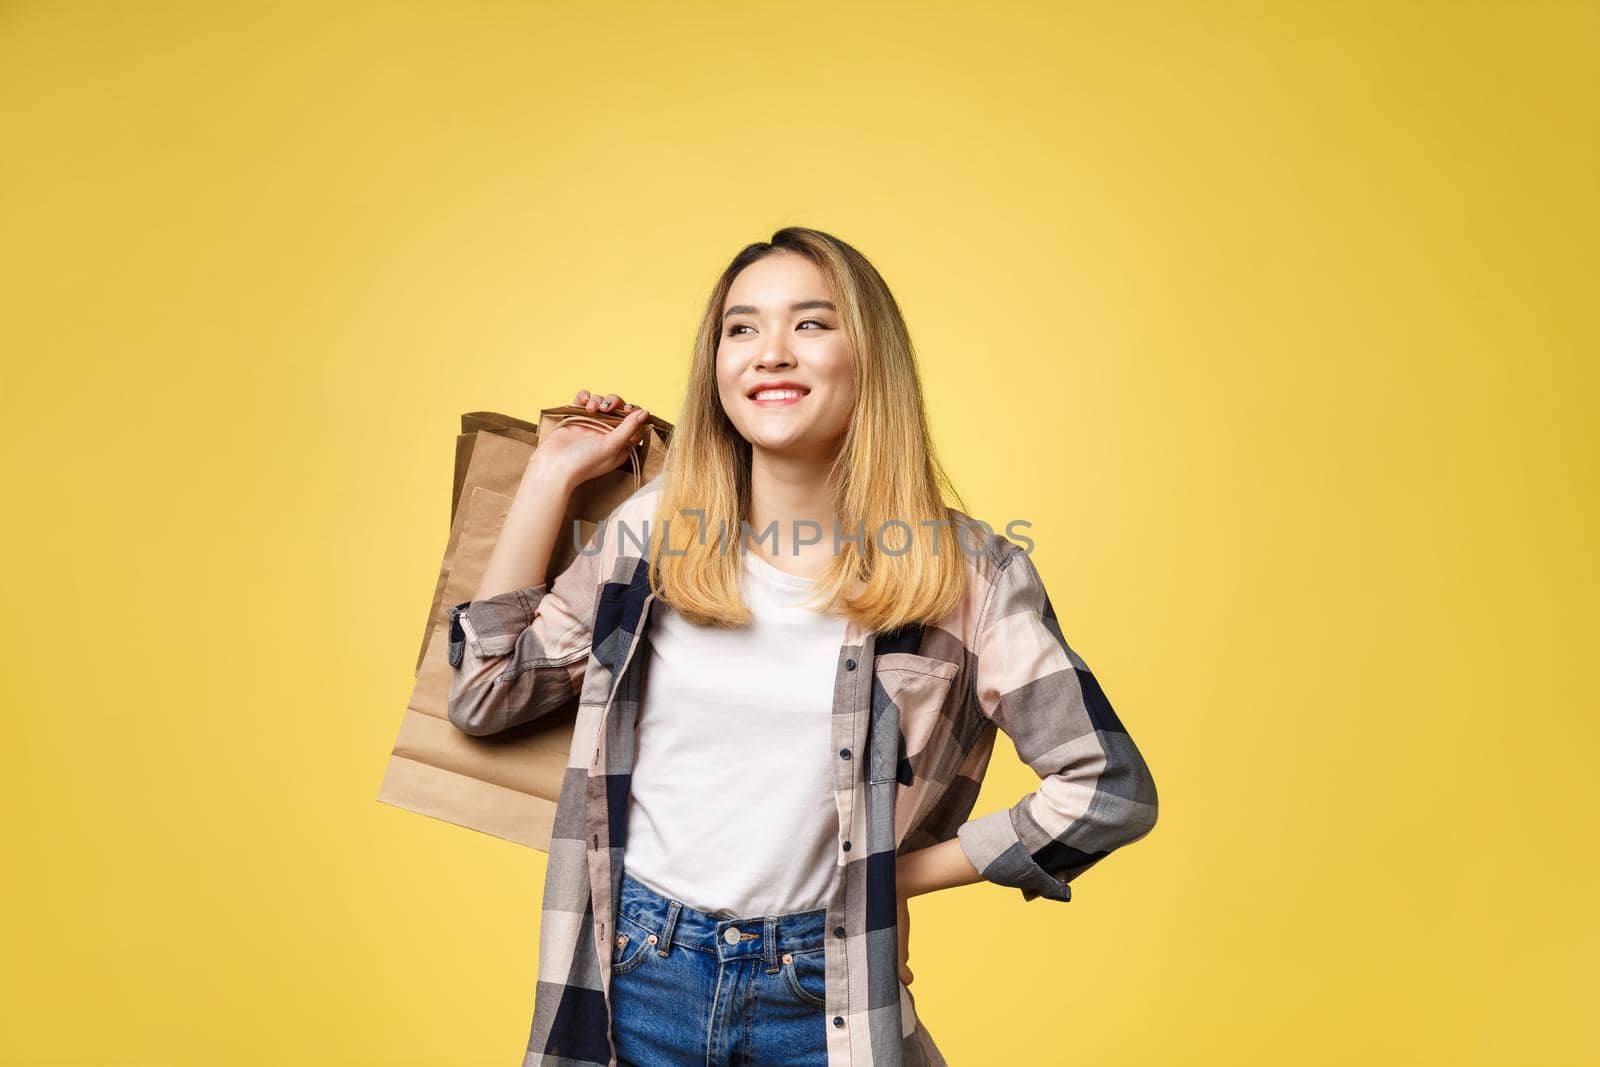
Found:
[650,226,969,634]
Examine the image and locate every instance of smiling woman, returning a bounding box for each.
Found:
[444,225,1160,1067]
[707,256,861,554]
[658,232,970,622]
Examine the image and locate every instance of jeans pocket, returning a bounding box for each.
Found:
[611,911,658,976]
[781,947,827,1009]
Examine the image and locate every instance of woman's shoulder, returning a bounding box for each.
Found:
[936,503,1033,640]
[616,471,667,522]
[942,503,1029,572]
[594,472,666,538]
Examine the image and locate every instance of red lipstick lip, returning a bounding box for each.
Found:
[747,380,810,399]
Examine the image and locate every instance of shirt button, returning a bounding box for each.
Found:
[845,658,856,670]
[834,925,845,937]
[839,748,851,760]
[833,1016,845,1027]
[842,840,852,851]
[724,927,741,944]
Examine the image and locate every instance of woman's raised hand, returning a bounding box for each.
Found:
[529,388,651,490]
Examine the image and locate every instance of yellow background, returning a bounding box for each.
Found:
[2,2,1594,1064]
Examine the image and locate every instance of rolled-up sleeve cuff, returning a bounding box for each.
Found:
[956,807,1073,903]
[446,583,548,667]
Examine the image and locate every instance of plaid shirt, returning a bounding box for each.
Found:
[446,474,1159,1066]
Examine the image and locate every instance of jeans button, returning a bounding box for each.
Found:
[724,926,741,944]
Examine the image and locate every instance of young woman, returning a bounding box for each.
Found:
[445,227,1160,1067]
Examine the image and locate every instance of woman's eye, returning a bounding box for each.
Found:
[726,319,829,337]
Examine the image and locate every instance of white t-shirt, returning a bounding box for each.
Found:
[621,549,847,918]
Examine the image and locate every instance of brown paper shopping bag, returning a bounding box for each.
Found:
[379,406,672,851]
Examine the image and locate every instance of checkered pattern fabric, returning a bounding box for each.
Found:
[446,474,1159,1065]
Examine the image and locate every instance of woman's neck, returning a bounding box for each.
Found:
[745,447,840,571]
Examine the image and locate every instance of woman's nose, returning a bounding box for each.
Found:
[754,346,795,371]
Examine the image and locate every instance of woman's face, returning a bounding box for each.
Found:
[716,251,855,462]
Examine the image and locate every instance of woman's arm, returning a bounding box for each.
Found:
[952,543,1160,902]
[446,397,651,736]
[471,458,581,602]
[474,393,647,599]
[446,457,596,736]
[890,545,1156,986]
[897,838,982,897]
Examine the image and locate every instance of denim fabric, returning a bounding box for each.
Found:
[609,867,829,1067]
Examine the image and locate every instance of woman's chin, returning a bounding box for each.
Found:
[747,432,824,458]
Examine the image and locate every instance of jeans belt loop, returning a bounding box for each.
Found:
[658,899,682,956]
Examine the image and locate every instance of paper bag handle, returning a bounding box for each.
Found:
[551,413,647,487]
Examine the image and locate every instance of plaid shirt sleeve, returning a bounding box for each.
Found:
[955,543,1160,902]
[444,523,604,736]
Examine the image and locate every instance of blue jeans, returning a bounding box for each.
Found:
[609,866,830,1066]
